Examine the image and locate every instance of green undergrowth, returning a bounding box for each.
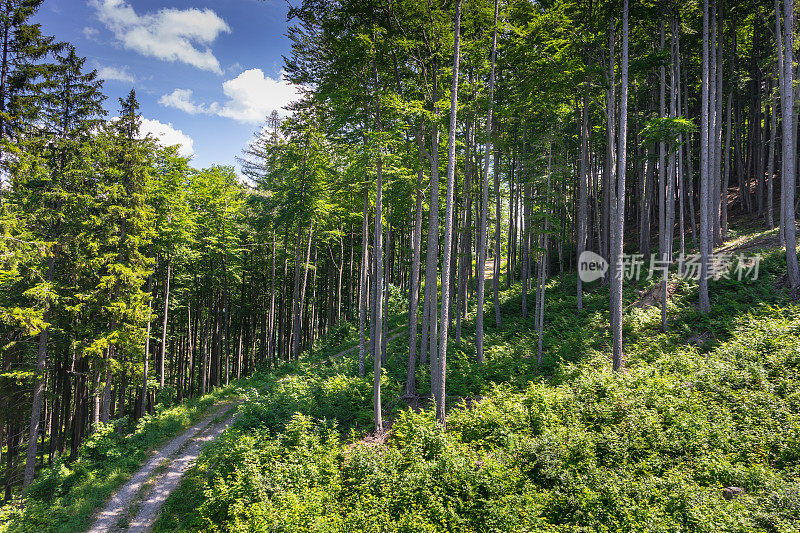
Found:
[0,383,240,533]
[155,230,799,531]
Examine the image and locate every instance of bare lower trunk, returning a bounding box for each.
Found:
[699,0,712,314]
[24,255,54,487]
[780,0,800,288]
[435,0,462,424]
[611,0,629,371]
[139,272,153,418]
[476,0,498,364]
[371,29,384,433]
[358,189,369,377]
[159,258,171,389]
[722,92,732,239]
[767,73,777,230]
[536,142,552,363]
[713,11,724,246]
[493,145,502,328]
[290,222,305,359]
[577,81,590,311]
[405,130,426,396]
[424,82,441,399]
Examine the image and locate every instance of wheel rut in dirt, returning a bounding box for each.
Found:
[86,402,238,533]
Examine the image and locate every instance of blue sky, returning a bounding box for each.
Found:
[36,0,299,170]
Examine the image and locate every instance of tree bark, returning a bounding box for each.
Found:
[23,254,54,487]
[699,0,712,314]
[779,0,800,288]
[611,0,629,371]
[371,29,385,432]
[767,72,777,230]
[405,128,426,397]
[359,188,370,377]
[435,0,462,424]
[159,257,171,389]
[476,0,498,364]
[493,143,502,328]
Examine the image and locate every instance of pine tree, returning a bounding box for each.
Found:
[21,44,104,487]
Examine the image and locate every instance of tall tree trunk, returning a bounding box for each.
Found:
[297,223,314,357]
[493,144,502,328]
[611,0,629,371]
[371,29,385,432]
[714,8,724,245]
[676,25,687,259]
[424,70,441,391]
[658,21,667,272]
[536,141,552,363]
[290,220,307,359]
[159,257,171,389]
[405,129,426,397]
[767,72,777,229]
[476,0,498,364]
[359,188,370,377]
[268,231,277,362]
[778,0,800,288]
[708,0,718,254]
[699,0,712,314]
[435,0,462,425]
[23,254,54,487]
[684,54,698,251]
[139,271,153,418]
[577,79,590,311]
[722,91,732,239]
[641,152,652,257]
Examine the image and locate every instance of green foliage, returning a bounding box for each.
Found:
[154,239,800,532]
[0,385,236,533]
[639,115,697,151]
[166,306,800,532]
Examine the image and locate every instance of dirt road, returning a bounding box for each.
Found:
[85,402,238,533]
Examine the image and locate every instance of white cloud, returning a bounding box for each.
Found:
[159,69,300,124]
[96,65,134,83]
[83,26,100,41]
[90,0,230,73]
[158,89,218,115]
[139,118,194,157]
[218,69,298,122]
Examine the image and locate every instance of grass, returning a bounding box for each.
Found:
[0,383,240,533]
[152,221,799,531]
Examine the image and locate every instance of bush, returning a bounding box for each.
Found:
[179,307,800,532]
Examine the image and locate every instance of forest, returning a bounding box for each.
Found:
[1,0,800,530]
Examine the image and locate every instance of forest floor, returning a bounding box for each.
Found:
[149,218,800,531]
[84,401,239,533]
[6,218,798,532]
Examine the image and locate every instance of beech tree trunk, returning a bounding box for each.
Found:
[610,0,628,371]
[435,0,462,424]
[358,188,369,377]
[767,72,777,230]
[476,0,498,364]
[405,128,426,396]
[699,0,712,314]
[778,0,800,289]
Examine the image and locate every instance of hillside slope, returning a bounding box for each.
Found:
[150,225,800,532]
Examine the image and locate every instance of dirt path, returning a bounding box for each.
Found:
[314,327,405,367]
[86,402,239,533]
[485,259,496,281]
